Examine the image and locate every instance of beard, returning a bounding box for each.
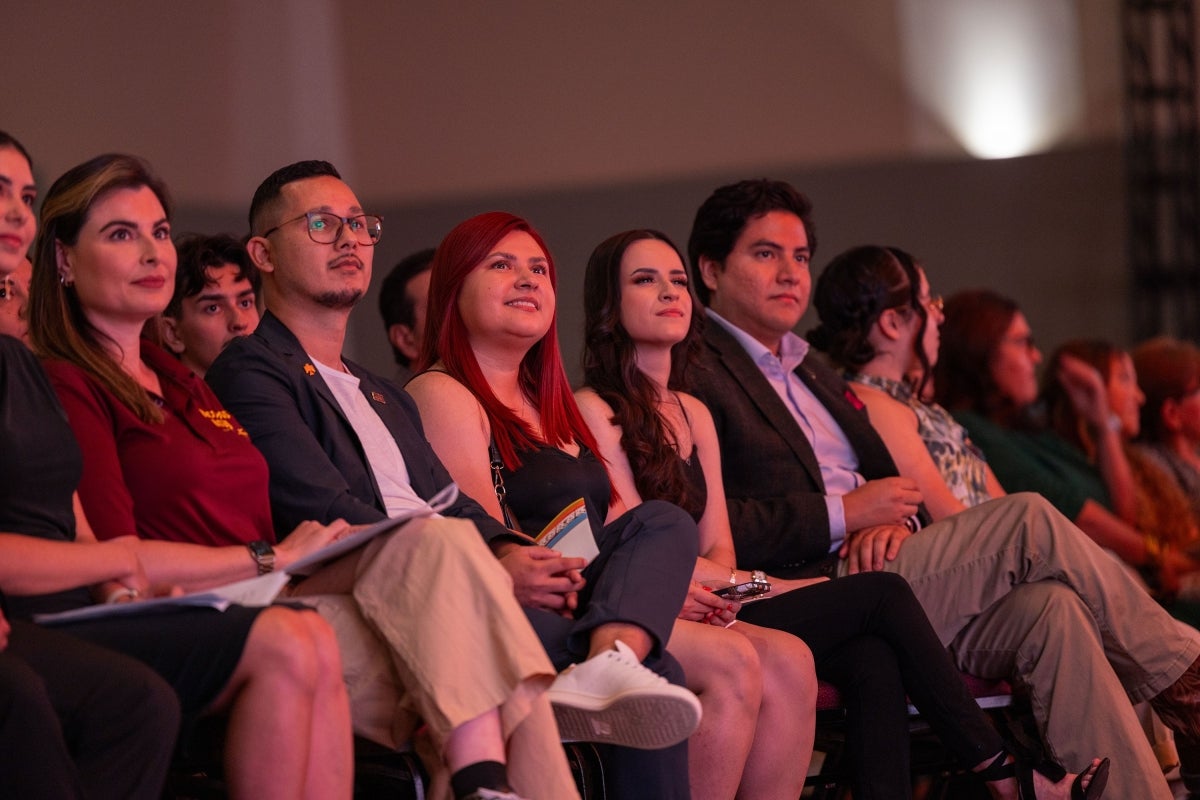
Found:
[314,289,364,309]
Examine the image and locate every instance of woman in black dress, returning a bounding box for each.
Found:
[575,228,1108,800]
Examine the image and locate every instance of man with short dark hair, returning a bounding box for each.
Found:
[210,161,698,800]
[211,160,580,800]
[686,177,1200,800]
[159,233,261,377]
[378,248,434,385]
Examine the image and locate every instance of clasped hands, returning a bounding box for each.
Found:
[499,544,587,617]
[840,476,922,574]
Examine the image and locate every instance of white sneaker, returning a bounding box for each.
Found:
[460,790,530,800]
[547,640,702,749]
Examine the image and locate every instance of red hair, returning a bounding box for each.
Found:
[418,211,605,473]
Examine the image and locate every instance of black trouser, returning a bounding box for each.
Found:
[0,621,180,800]
[528,500,698,800]
[740,571,1004,800]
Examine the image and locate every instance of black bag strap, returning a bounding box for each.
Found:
[489,439,520,532]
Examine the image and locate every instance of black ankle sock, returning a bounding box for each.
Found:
[451,760,509,799]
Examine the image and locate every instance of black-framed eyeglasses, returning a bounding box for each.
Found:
[262,211,383,246]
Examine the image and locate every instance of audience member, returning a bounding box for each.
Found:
[807,244,1188,776]
[408,213,755,800]
[576,227,1097,799]
[809,245,1004,515]
[0,130,180,800]
[159,232,261,377]
[16,146,354,800]
[35,156,581,800]
[206,162,699,799]
[935,291,1200,589]
[0,594,180,800]
[1132,337,1200,524]
[378,246,434,385]
[683,178,1200,798]
[1043,340,1200,590]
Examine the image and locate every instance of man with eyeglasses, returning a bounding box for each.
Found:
[204,161,578,800]
[207,161,698,800]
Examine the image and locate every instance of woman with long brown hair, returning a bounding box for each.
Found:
[580,229,1109,800]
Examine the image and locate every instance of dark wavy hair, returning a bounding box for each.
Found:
[686,178,816,305]
[583,229,705,518]
[166,233,259,318]
[934,289,1022,419]
[808,245,931,396]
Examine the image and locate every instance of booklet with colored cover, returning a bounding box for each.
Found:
[534,497,598,563]
[34,484,461,625]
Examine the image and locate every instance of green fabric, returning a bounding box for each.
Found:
[951,410,1110,522]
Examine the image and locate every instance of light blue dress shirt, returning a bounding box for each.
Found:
[706,309,867,551]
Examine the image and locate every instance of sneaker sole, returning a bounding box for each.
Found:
[549,689,701,750]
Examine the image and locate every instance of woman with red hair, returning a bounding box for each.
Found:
[407,212,817,800]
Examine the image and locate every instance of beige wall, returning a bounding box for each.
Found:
[5,0,1137,374]
[7,1,1123,201]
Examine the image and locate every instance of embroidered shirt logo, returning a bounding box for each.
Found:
[198,407,235,433]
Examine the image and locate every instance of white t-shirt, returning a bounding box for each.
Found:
[314,359,430,517]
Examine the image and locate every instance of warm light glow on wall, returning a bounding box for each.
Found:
[899,0,1083,159]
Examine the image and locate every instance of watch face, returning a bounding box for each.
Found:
[248,540,273,557]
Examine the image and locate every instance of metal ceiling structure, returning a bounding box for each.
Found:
[1123,0,1200,341]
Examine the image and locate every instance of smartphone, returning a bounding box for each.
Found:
[713,579,771,602]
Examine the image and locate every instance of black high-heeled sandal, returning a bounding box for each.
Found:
[975,751,1110,799]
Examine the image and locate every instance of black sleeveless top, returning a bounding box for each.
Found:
[503,444,611,536]
[678,446,708,524]
[0,336,92,617]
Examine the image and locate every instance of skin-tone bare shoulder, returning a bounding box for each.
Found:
[852,381,970,520]
[406,370,501,522]
[574,389,640,525]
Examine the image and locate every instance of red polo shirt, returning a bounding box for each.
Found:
[43,342,275,547]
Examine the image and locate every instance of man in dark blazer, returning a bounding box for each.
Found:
[208,160,698,800]
[684,178,1200,799]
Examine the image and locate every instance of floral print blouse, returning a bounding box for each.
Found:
[847,372,994,508]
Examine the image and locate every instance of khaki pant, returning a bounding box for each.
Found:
[294,516,579,800]
[839,492,1200,800]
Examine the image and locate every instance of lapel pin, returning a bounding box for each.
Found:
[303,363,316,376]
[370,391,386,404]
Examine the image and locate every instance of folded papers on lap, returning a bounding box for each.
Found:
[35,484,461,625]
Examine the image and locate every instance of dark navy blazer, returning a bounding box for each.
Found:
[690,319,926,577]
[206,312,510,543]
